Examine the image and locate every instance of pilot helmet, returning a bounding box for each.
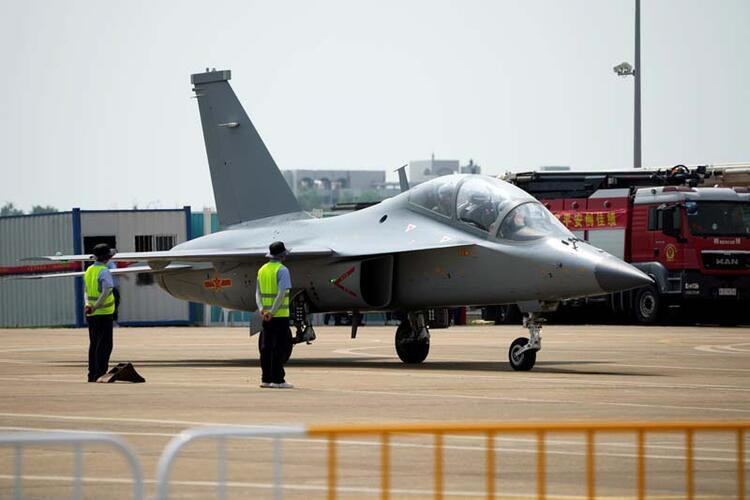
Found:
[437,184,453,202]
[469,190,490,205]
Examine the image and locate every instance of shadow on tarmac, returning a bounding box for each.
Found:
[57,357,656,376]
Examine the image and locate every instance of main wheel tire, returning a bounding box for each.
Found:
[508,337,536,371]
[632,285,660,324]
[395,323,430,364]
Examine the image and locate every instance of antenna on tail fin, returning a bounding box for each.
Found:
[191,69,303,226]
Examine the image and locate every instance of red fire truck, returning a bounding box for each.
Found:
[484,166,750,324]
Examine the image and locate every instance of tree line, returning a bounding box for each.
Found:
[1,202,58,216]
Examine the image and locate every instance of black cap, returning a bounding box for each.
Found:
[266,241,289,259]
[92,243,111,260]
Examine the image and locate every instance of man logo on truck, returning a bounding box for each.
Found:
[716,257,740,266]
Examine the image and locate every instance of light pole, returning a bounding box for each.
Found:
[613,0,642,168]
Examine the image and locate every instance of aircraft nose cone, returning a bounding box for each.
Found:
[595,258,653,293]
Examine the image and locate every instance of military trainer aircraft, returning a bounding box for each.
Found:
[26,69,652,371]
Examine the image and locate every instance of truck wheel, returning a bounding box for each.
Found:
[717,305,740,327]
[632,285,660,324]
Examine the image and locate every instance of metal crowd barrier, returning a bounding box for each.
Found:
[155,421,749,500]
[155,425,306,500]
[4,421,748,499]
[0,431,144,500]
[305,420,749,500]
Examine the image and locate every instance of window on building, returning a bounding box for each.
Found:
[135,235,152,252]
[155,235,175,251]
[135,234,176,252]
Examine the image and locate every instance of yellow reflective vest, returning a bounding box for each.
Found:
[84,263,115,316]
[257,261,290,318]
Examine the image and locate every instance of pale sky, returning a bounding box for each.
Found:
[1,0,748,211]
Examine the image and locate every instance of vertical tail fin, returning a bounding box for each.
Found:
[191,69,302,226]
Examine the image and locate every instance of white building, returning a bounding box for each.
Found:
[0,208,193,327]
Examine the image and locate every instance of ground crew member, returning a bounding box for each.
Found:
[107,248,121,323]
[84,243,116,382]
[255,241,294,389]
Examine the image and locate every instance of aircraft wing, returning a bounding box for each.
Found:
[307,210,480,258]
[24,245,334,263]
[14,264,193,280]
[333,240,475,258]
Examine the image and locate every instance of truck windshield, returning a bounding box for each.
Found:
[686,202,750,237]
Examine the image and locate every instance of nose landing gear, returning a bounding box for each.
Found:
[509,313,544,371]
[395,312,430,364]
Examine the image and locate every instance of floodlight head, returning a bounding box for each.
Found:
[613,62,634,76]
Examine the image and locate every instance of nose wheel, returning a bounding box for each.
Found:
[508,313,543,371]
[395,312,430,364]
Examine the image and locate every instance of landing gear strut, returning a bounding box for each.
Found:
[508,313,544,371]
[395,312,430,364]
[290,291,316,345]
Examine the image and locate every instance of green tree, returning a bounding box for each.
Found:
[1,202,24,216]
[355,190,388,203]
[31,205,58,214]
[296,188,326,211]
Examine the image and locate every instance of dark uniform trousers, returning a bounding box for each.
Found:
[112,287,121,322]
[259,317,292,384]
[87,315,113,382]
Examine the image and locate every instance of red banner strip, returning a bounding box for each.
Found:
[553,209,627,230]
[0,262,82,276]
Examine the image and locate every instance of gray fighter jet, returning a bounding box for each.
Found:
[26,69,651,371]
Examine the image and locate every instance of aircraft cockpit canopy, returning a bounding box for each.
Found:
[409,175,573,242]
[408,176,460,218]
[497,202,574,241]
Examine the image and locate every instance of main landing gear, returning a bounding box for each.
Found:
[508,313,544,371]
[291,291,316,345]
[395,312,430,364]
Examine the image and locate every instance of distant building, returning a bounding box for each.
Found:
[408,155,481,185]
[282,170,386,197]
[281,169,400,210]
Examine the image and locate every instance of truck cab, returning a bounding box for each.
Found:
[629,186,750,321]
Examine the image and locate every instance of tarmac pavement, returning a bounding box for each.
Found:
[0,324,748,498]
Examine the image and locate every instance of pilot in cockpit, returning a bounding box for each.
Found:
[431,184,454,217]
[459,190,498,231]
[502,209,526,238]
